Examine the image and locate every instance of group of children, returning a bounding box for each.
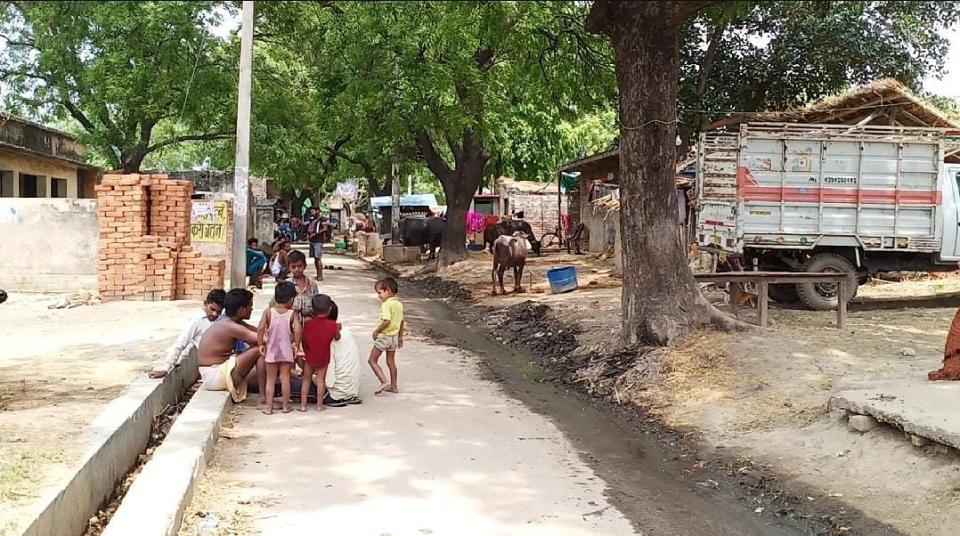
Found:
[256,275,405,414]
[157,253,406,415]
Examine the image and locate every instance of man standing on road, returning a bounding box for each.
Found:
[197,288,261,402]
[306,207,331,281]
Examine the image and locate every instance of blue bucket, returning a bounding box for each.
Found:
[546,265,578,294]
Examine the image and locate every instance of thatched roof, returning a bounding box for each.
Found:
[710,78,960,130]
[496,177,558,194]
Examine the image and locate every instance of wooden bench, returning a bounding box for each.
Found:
[693,271,849,329]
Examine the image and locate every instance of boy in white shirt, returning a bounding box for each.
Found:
[148,289,226,378]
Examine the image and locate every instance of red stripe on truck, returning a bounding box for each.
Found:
[736,166,941,205]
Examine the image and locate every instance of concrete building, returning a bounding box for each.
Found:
[0,113,101,198]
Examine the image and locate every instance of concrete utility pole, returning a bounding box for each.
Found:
[230,0,254,289]
[391,163,401,241]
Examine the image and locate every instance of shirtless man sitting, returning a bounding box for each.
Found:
[198,288,261,402]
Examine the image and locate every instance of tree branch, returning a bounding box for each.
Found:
[318,1,343,15]
[322,135,375,178]
[146,131,235,153]
[415,130,453,179]
[587,1,717,35]
[0,68,49,82]
[60,100,97,135]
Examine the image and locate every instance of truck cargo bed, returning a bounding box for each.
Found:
[696,123,944,254]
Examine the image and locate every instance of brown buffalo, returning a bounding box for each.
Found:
[484,220,541,255]
[492,233,528,295]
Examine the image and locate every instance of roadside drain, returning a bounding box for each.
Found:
[83,383,198,536]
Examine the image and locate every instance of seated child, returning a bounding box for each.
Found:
[269,240,291,281]
[149,289,226,378]
[301,294,341,411]
[324,301,362,407]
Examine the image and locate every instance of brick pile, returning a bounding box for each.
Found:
[96,173,225,301]
[175,246,225,300]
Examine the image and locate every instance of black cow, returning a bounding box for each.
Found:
[398,216,445,260]
[483,219,541,255]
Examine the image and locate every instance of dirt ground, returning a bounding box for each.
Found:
[410,252,960,536]
[179,258,639,536]
[0,292,207,535]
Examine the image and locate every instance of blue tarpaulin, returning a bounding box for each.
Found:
[369,194,439,208]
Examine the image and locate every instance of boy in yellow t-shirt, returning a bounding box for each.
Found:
[369,277,405,395]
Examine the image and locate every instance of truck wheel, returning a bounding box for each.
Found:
[768,284,799,304]
[797,253,858,311]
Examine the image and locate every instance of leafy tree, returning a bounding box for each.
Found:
[0,1,237,171]
[591,0,958,346]
[677,1,960,152]
[259,1,614,265]
[587,1,750,346]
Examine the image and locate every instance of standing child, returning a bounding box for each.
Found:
[257,281,301,414]
[288,250,319,320]
[368,277,404,395]
[301,294,341,411]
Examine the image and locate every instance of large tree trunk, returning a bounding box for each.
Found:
[120,147,147,172]
[437,164,484,267]
[367,176,390,198]
[291,187,315,218]
[588,1,718,346]
[416,129,489,268]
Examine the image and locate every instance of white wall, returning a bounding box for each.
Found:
[0,198,97,292]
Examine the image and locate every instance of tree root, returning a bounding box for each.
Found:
[697,293,755,333]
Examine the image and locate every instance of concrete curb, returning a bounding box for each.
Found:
[101,389,232,536]
[21,354,199,536]
[830,382,960,449]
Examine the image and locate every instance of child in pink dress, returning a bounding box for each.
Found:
[257,281,301,414]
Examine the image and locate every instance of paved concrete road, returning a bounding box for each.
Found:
[182,258,637,536]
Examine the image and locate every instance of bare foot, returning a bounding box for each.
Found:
[257,400,267,410]
[386,385,399,394]
[263,407,273,415]
[375,383,391,395]
[316,404,326,412]
[282,406,293,414]
[298,405,307,412]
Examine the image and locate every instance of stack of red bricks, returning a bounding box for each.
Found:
[96,173,225,301]
[175,246,225,300]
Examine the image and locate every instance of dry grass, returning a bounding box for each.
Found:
[638,332,737,424]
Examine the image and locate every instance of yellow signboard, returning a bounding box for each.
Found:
[190,201,228,242]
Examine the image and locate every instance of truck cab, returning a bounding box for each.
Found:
[938,164,960,262]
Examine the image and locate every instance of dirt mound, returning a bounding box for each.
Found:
[490,301,580,366]
[417,276,473,302]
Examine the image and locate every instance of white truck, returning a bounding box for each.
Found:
[695,122,960,310]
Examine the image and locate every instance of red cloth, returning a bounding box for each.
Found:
[484,214,500,226]
[302,317,338,368]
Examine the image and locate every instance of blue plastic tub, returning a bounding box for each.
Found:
[546,265,578,294]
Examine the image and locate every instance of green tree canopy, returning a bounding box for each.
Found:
[677,1,960,149]
[258,1,615,264]
[0,1,237,171]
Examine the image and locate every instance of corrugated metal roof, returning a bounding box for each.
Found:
[369,193,439,208]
